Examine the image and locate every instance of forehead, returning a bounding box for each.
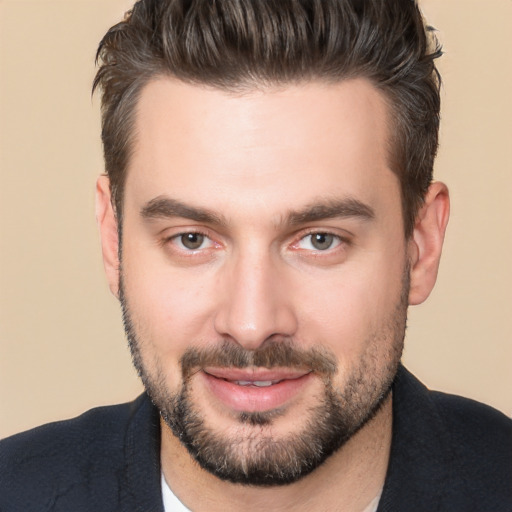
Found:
[126,77,399,222]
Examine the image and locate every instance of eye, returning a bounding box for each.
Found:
[174,232,212,250]
[297,232,341,251]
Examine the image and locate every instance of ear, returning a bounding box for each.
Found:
[408,181,450,305]
[96,175,120,298]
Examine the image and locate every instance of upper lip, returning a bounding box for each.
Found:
[203,367,311,382]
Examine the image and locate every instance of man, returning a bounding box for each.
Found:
[1,0,510,510]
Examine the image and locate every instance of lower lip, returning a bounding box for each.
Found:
[200,371,313,413]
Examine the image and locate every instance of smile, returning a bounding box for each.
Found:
[233,380,282,387]
[200,368,313,413]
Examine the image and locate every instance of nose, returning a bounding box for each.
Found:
[213,248,298,350]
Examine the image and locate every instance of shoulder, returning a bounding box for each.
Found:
[385,367,512,511]
[395,366,511,447]
[429,389,512,473]
[430,388,511,438]
[0,394,151,511]
[0,396,145,466]
[428,390,512,510]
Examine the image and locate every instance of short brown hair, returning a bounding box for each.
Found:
[93,0,442,236]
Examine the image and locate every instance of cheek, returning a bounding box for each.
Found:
[121,245,221,384]
[294,277,373,356]
[294,253,406,359]
[126,272,216,340]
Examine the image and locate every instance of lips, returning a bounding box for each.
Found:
[200,367,313,413]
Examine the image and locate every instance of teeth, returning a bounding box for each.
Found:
[234,380,278,387]
[253,381,275,387]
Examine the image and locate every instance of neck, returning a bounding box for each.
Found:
[160,394,392,512]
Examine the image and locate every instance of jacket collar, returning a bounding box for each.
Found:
[377,365,454,512]
[123,394,164,512]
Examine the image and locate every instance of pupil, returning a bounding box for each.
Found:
[312,233,333,250]
[182,233,204,249]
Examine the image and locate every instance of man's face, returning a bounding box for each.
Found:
[118,78,410,485]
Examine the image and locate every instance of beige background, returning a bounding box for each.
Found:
[0,0,510,439]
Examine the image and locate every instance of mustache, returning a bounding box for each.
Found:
[180,339,338,379]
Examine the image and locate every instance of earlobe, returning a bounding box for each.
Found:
[96,175,120,298]
[408,181,450,305]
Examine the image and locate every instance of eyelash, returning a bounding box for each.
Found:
[164,230,215,252]
[162,229,349,256]
[291,230,348,253]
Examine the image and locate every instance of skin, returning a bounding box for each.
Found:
[96,78,449,511]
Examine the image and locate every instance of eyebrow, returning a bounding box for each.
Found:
[285,197,375,226]
[141,195,375,227]
[141,196,227,226]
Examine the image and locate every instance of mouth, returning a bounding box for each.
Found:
[231,380,283,387]
[200,367,314,413]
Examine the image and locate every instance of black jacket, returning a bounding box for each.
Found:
[1,366,511,511]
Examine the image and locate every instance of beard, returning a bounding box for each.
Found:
[119,268,408,487]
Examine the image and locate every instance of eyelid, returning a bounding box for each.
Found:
[289,228,351,252]
[177,233,212,251]
[162,227,219,251]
